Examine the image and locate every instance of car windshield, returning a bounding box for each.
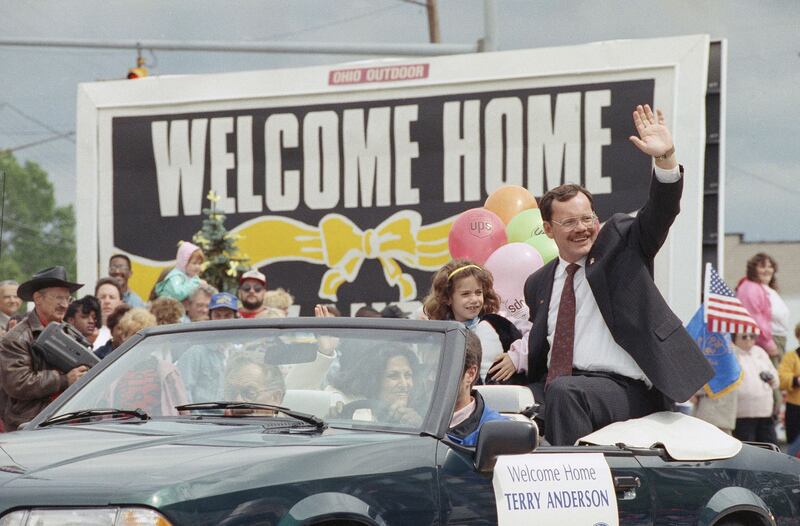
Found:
[51,327,444,431]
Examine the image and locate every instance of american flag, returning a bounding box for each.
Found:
[704,263,761,334]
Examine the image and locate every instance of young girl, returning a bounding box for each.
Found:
[423,259,521,382]
[155,241,204,302]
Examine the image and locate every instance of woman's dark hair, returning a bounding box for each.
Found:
[107,304,132,332]
[66,295,101,323]
[745,252,778,290]
[330,344,418,399]
[354,305,381,318]
[148,266,175,301]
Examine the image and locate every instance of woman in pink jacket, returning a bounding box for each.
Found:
[736,253,791,367]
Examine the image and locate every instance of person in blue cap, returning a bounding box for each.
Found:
[209,292,239,320]
[176,293,239,403]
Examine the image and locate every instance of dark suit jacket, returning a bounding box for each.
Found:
[524,172,713,403]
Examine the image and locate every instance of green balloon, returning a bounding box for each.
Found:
[525,232,559,263]
[506,208,545,243]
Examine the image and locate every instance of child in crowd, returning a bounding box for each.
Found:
[264,287,294,317]
[155,242,204,301]
[778,322,800,446]
[422,259,521,382]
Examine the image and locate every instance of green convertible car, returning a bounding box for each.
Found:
[0,318,798,525]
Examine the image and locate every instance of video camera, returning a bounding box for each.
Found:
[33,322,100,373]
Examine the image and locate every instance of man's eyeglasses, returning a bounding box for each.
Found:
[240,284,264,293]
[550,213,597,231]
[43,293,71,304]
[109,264,130,272]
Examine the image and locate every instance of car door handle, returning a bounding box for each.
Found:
[614,475,641,501]
[614,475,641,490]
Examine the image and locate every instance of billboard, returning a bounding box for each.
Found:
[77,35,710,318]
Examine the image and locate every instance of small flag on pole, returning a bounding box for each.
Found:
[704,263,761,335]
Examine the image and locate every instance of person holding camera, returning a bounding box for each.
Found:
[0,267,89,431]
[732,332,780,445]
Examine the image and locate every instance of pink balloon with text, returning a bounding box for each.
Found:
[448,208,507,265]
[484,242,544,321]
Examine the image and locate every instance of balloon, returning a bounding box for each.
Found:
[448,208,507,265]
[484,243,544,322]
[525,231,559,264]
[484,185,538,224]
[506,208,546,244]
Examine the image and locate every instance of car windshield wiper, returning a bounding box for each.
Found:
[175,402,326,429]
[39,408,150,427]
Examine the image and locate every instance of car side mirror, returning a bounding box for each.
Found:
[474,419,539,473]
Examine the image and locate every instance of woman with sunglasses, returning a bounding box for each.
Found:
[732,332,780,445]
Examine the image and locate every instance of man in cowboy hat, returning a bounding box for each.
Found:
[0,266,90,430]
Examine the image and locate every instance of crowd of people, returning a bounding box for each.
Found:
[0,103,795,453]
[692,252,798,449]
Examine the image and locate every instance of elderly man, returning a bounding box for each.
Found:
[0,280,22,333]
[238,269,267,319]
[0,267,90,430]
[183,283,217,322]
[108,254,145,308]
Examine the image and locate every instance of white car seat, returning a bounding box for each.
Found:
[473,385,536,422]
[282,389,333,419]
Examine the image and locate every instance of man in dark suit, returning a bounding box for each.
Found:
[523,105,712,445]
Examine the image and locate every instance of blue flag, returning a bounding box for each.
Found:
[686,305,742,398]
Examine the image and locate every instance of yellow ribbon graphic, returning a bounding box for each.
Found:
[128,210,454,302]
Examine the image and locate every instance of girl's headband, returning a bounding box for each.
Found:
[447,264,482,281]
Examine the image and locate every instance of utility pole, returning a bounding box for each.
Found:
[426,0,441,44]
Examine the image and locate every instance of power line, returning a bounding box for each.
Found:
[1,102,74,143]
[400,0,428,7]
[266,3,409,41]
[727,165,800,197]
[0,130,75,154]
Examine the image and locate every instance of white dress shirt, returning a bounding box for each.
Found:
[548,256,649,383]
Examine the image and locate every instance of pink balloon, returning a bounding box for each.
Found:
[484,242,544,322]
[448,208,507,265]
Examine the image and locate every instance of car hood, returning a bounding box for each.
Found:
[0,419,433,508]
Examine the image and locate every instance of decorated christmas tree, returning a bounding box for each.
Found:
[192,191,250,293]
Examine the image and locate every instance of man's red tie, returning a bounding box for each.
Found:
[546,262,580,387]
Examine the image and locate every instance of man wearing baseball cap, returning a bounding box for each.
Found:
[237,269,267,319]
[175,292,239,403]
[0,266,89,430]
[209,292,239,320]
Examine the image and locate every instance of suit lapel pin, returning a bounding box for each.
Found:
[589,257,595,266]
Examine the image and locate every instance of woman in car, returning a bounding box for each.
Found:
[339,346,423,426]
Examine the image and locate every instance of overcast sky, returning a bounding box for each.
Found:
[1,0,797,241]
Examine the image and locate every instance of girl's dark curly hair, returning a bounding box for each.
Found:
[745,252,778,291]
[422,259,500,321]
